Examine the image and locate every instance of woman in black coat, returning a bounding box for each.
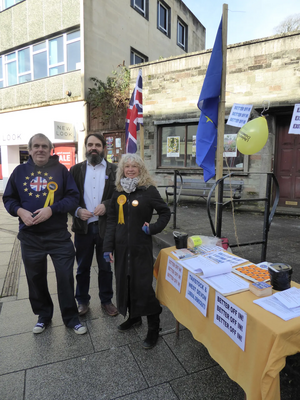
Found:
[103,154,171,349]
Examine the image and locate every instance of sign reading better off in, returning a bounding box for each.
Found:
[54,121,74,141]
[214,292,247,351]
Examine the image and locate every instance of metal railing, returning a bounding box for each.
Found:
[206,172,280,262]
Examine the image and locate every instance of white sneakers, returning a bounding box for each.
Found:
[32,322,46,334]
[32,321,87,335]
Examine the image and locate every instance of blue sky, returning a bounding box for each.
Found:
[183,0,300,49]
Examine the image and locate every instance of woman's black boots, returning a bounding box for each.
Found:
[118,316,142,331]
[142,313,161,349]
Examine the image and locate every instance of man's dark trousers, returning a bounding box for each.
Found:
[75,222,113,305]
[19,230,79,328]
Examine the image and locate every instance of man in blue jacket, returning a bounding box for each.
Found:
[3,133,86,335]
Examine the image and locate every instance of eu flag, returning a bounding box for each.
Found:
[125,69,143,153]
[196,18,223,182]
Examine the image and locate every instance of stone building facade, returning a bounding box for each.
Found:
[129,30,300,209]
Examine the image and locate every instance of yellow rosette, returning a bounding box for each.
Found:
[44,181,58,207]
[117,195,127,224]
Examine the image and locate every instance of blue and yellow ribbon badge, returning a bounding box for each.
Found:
[117,195,127,224]
[44,181,58,207]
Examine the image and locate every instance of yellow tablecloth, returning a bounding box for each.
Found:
[154,247,300,400]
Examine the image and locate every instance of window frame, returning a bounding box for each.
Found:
[157,0,171,38]
[0,0,24,12]
[0,56,3,88]
[0,29,80,87]
[130,0,149,20]
[177,17,188,52]
[130,47,148,65]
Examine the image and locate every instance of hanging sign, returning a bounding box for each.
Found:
[54,121,74,141]
[227,104,253,128]
[288,104,300,134]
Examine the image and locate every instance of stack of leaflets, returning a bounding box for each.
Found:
[254,287,300,320]
[177,247,250,296]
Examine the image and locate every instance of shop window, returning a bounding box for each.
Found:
[157,122,245,171]
[157,1,171,37]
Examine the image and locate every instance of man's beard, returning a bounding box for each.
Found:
[86,150,105,165]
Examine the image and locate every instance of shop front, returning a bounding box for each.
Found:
[0,101,86,191]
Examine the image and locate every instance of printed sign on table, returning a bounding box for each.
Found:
[165,256,183,293]
[227,103,252,128]
[214,292,247,351]
[186,272,209,317]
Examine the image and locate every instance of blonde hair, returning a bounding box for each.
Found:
[115,153,156,191]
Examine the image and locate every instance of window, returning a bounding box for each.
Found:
[67,31,81,71]
[33,42,47,80]
[0,0,23,12]
[130,47,148,65]
[157,1,170,37]
[158,122,245,170]
[0,30,80,87]
[131,0,149,19]
[158,124,198,168]
[177,17,188,51]
[0,57,3,88]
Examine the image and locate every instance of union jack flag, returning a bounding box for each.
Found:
[30,177,47,191]
[125,69,143,153]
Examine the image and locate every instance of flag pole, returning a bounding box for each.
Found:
[215,3,228,231]
[139,125,144,160]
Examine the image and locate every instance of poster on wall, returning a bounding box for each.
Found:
[106,137,114,149]
[227,104,252,128]
[223,134,237,157]
[288,104,300,134]
[192,135,196,157]
[167,136,180,157]
[54,145,75,170]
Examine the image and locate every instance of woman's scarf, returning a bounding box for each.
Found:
[120,177,139,193]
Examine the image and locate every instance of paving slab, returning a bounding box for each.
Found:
[118,383,178,400]
[24,347,148,400]
[0,371,25,400]
[163,330,217,374]
[129,338,187,386]
[0,325,94,375]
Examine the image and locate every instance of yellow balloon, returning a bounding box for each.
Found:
[236,116,268,155]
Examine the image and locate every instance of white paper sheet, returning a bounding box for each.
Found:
[201,272,249,296]
[273,287,300,309]
[254,294,300,321]
[179,251,248,276]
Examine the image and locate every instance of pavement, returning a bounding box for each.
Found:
[0,195,300,400]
